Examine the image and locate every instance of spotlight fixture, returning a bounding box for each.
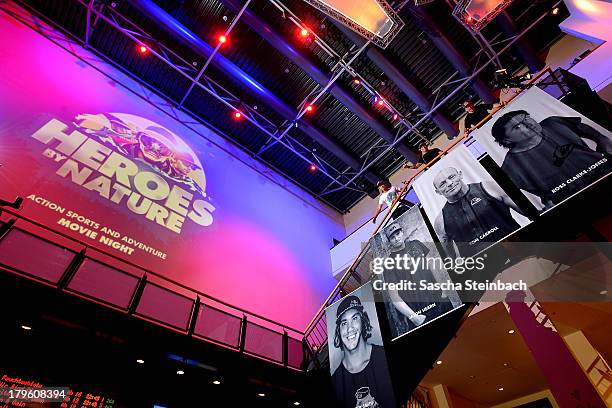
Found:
[233,111,242,120]
[213,380,221,385]
[551,6,560,14]
[498,387,504,391]
[353,78,361,85]
[218,35,227,44]
[176,370,185,375]
[257,393,265,397]
[393,113,399,121]
[305,104,314,113]
[466,14,473,23]
[300,28,309,37]
[436,360,442,365]
[377,99,385,107]
[21,325,32,331]
[309,164,317,172]
[508,329,515,334]
[138,44,149,54]
[293,403,301,406]
[136,359,145,364]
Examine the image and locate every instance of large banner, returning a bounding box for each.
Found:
[326,283,396,408]
[472,87,612,212]
[0,6,343,328]
[413,145,530,257]
[369,206,463,340]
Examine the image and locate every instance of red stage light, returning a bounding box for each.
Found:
[300,28,309,37]
[466,14,473,22]
[309,164,317,172]
[218,35,227,44]
[377,99,385,107]
[233,111,242,119]
[393,113,399,120]
[305,104,314,113]
[138,45,148,54]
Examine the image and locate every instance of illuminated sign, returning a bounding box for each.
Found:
[301,0,404,48]
[30,114,216,235]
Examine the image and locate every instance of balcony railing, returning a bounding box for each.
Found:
[0,207,305,371]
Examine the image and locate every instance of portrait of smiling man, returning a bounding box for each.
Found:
[433,166,522,257]
[328,288,396,408]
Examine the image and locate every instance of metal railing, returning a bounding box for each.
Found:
[303,66,561,357]
[0,207,305,370]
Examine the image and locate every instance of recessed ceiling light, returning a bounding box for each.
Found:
[498,387,504,391]
[21,325,32,331]
[436,360,442,365]
[213,380,221,385]
[176,370,185,375]
[508,329,515,334]
[293,402,301,406]
[257,393,265,397]
[136,359,145,364]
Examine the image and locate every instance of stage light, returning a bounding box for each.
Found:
[257,393,265,397]
[498,387,504,391]
[353,78,361,85]
[136,359,145,364]
[305,104,314,113]
[393,113,399,121]
[309,164,317,172]
[21,325,32,331]
[377,99,385,107]
[508,329,515,334]
[436,360,442,365]
[466,14,473,22]
[551,6,560,14]
[218,35,227,44]
[293,403,301,406]
[300,28,309,37]
[213,380,221,385]
[233,111,242,120]
[138,44,149,54]
[176,370,185,375]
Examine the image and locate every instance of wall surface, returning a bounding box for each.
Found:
[560,0,612,91]
[0,3,345,329]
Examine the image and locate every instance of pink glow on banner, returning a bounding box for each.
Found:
[0,6,342,329]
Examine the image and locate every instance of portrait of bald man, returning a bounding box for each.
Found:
[433,167,523,257]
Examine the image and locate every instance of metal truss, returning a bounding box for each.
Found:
[318,1,562,196]
[27,0,369,200]
[265,0,433,143]
[299,0,404,49]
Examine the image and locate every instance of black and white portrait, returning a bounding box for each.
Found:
[369,206,463,340]
[413,145,530,257]
[325,283,396,408]
[472,87,612,212]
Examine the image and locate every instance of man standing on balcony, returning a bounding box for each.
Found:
[372,180,412,225]
[331,295,396,408]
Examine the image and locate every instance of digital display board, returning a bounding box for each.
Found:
[0,372,116,408]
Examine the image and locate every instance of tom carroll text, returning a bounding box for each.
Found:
[373,279,528,291]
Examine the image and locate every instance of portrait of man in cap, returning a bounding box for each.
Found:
[329,288,395,408]
[382,221,455,331]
